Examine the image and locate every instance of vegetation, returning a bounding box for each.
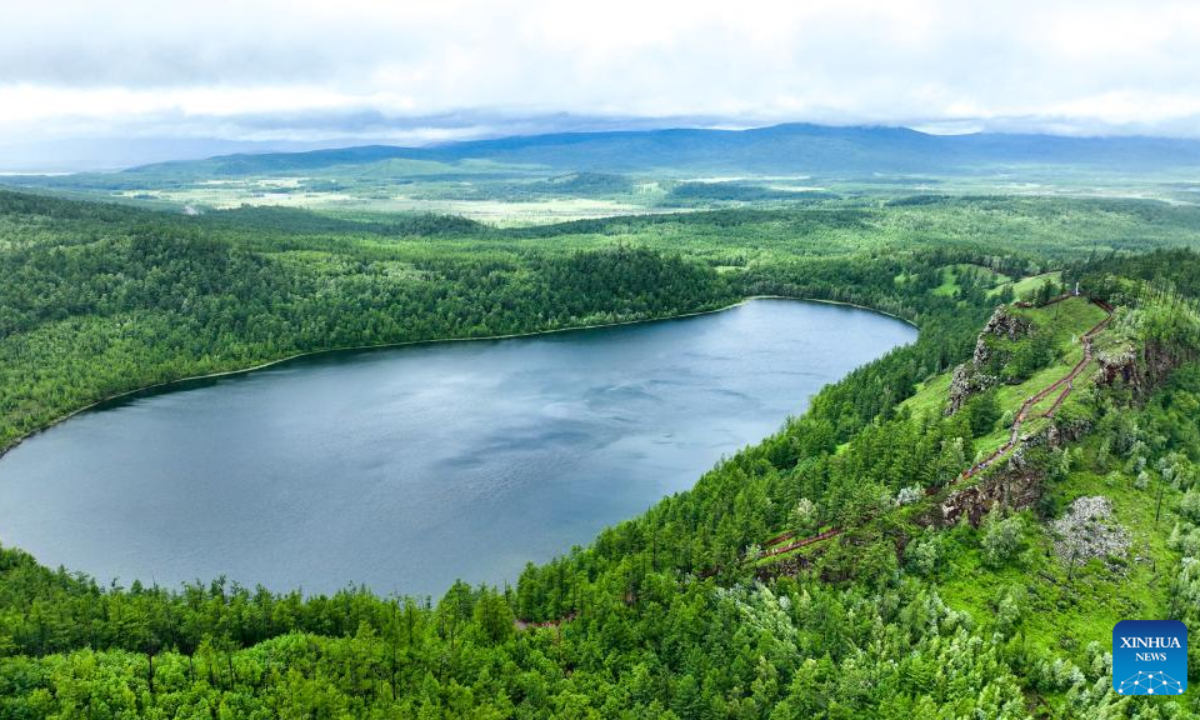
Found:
[0,190,737,453]
[1,186,1200,717]
[12,122,1200,221]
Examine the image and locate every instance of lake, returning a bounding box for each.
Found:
[0,299,915,596]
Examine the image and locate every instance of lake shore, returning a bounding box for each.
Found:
[0,297,918,595]
[0,295,919,462]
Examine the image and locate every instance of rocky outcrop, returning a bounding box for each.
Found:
[1095,347,1138,389]
[927,418,1091,527]
[1140,340,1199,391]
[936,464,1043,526]
[1042,417,1092,449]
[1095,340,1198,397]
[949,362,997,414]
[755,554,812,582]
[981,305,1033,342]
[949,306,1032,413]
[1051,496,1130,572]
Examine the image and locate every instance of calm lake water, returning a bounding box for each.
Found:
[0,299,915,597]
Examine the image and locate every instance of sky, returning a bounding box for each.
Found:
[3,0,1200,168]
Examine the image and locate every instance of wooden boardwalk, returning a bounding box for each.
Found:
[759,298,1114,561]
[520,296,1117,627]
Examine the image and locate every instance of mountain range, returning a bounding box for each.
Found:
[128,123,1200,178]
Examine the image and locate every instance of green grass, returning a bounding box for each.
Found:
[902,297,1111,460]
[932,263,1012,297]
[1012,296,1108,345]
[902,372,952,418]
[935,459,1180,671]
[991,270,1064,300]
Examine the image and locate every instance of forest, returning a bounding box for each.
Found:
[1,188,1200,717]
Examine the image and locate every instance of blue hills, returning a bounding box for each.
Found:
[126,122,1200,178]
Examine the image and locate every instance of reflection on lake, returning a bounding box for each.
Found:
[0,299,915,596]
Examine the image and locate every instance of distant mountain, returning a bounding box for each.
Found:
[0,137,346,174]
[123,123,1200,178]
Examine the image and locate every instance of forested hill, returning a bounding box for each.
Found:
[46,123,1200,178]
[2,190,1200,716]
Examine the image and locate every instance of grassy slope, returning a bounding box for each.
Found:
[781,294,1186,710]
[763,298,1111,568]
[900,296,1178,682]
[932,263,1013,297]
[1013,298,1109,346]
[936,452,1181,671]
[902,297,1107,440]
[992,271,1065,300]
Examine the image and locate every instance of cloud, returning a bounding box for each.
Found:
[2,0,1200,156]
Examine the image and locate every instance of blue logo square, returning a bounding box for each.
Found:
[1113,620,1188,696]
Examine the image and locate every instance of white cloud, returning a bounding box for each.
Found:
[1,0,1199,149]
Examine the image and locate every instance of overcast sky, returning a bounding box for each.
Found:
[3,0,1200,167]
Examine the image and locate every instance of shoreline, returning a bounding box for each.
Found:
[0,295,919,461]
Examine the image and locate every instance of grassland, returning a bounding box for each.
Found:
[933,263,1013,297]
[9,122,1200,226]
[992,271,1065,300]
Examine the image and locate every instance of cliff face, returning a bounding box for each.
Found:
[1095,347,1139,391]
[948,306,1032,413]
[981,305,1034,343]
[938,465,1043,526]
[1137,340,1199,391]
[1095,338,1198,396]
[928,417,1092,528]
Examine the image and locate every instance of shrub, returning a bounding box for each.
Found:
[981,510,1026,568]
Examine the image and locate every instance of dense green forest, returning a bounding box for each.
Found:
[1,189,1200,717]
[7,190,1200,457]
